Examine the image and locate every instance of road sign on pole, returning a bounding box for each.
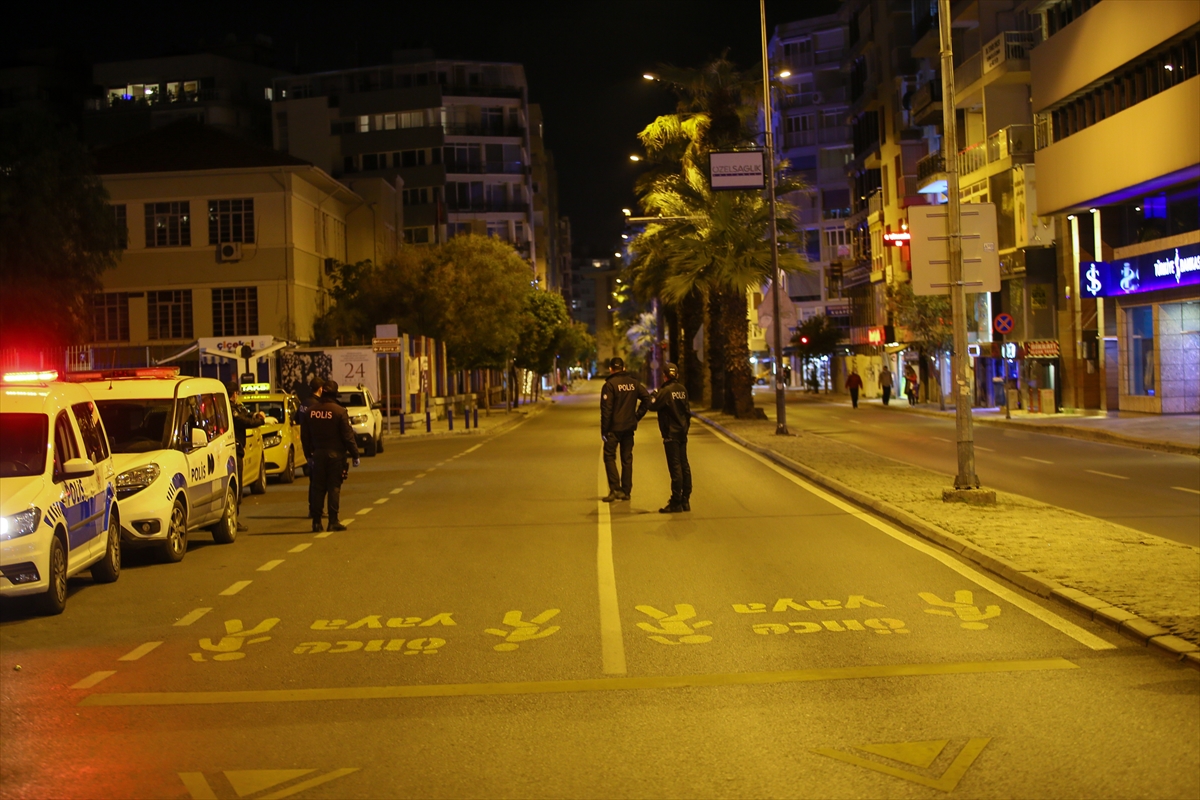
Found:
[908,203,1001,296]
[993,313,1015,335]
[371,338,402,353]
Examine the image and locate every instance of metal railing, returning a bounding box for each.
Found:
[987,124,1035,162]
[957,140,987,176]
[916,150,945,185]
[446,201,530,214]
[982,31,1038,73]
[954,52,982,90]
[100,87,222,109]
[818,125,849,144]
[443,123,525,137]
[910,82,942,120]
[784,130,816,148]
[443,160,526,175]
[867,188,883,216]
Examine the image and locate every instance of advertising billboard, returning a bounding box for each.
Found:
[709,150,766,191]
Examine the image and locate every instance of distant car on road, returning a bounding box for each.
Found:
[331,385,384,456]
[1,371,122,614]
[239,387,306,482]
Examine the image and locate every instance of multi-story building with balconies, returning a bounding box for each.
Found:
[269,51,541,268]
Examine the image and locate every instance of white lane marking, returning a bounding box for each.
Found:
[975,445,995,452]
[289,543,312,553]
[597,456,627,675]
[390,488,403,495]
[1086,469,1129,480]
[314,530,334,539]
[118,642,162,661]
[1172,486,1200,495]
[71,671,116,689]
[374,498,389,505]
[463,443,483,454]
[932,436,953,443]
[437,461,446,466]
[356,507,374,515]
[403,480,415,486]
[219,581,252,596]
[707,427,1116,651]
[846,419,862,425]
[257,560,285,572]
[415,473,427,478]
[174,608,212,627]
[1021,456,1054,464]
[342,518,356,526]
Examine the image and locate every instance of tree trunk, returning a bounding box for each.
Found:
[681,289,705,404]
[706,286,726,411]
[720,288,756,419]
[666,304,681,366]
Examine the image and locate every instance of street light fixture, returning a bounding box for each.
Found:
[778,69,791,78]
[643,73,658,81]
[621,208,632,216]
[629,155,641,162]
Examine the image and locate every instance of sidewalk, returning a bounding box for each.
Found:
[381,400,551,442]
[696,402,1200,659]
[761,387,1200,456]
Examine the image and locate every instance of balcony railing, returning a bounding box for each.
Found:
[982,31,1037,74]
[443,123,525,137]
[954,52,982,89]
[784,130,816,148]
[916,150,945,185]
[444,160,526,175]
[867,188,883,216]
[99,87,222,109]
[447,201,530,214]
[818,125,850,144]
[957,140,987,176]
[910,82,943,123]
[986,124,1035,163]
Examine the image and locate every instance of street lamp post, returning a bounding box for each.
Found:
[760,0,789,436]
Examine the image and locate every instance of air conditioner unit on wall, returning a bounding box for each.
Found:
[812,92,824,103]
[217,242,242,262]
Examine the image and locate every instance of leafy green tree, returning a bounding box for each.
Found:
[514,288,570,376]
[792,314,843,392]
[0,112,122,346]
[887,283,960,404]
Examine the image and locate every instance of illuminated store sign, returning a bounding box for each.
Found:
[1083,243,1200,298]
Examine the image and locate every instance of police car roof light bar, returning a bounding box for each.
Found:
[64,367,181,382]
[2,370,59,383]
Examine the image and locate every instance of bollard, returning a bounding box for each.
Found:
[425,410,431,433]
[473,407,479,429]
[448,408,454,431]
[400,413,405,435]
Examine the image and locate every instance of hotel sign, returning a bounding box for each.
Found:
[1083,243,1200,298]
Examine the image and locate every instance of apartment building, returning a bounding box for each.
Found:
[89,120,396,365]
[1029,0,1199,414]
[770,14,855,346]
[84,47,287,147]
[269,51,542,266]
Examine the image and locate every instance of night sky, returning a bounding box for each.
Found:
[7,0,837,255]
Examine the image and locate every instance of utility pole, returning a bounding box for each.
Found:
[761,0,789,435]
[938,0,980,490]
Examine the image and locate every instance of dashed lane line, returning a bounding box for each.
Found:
[342,518,356,526]
[174,608,212,626]
[289,543,312,553]
[1172,486,1200,495]
[314,530,334,539]
[1086,469,1129,480]
[118,642,163,661]
[415,473,427,478]
[389,488,404,494]
[356,507,374,515]
[975,445,995,452]
[219,581,252,596]
[403,480,415,486]
[1021,456,1054,464]
[71,671,116,689]
[257,560,285,571]
[932,436,952,443]
[374,498,389,504]
[463,443,483,454]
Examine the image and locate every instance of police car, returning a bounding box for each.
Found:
[332,385,384,456]
[71,368,252,562]
[239,384,306,482]
[1,371,122,614]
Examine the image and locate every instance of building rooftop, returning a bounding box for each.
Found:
[93,118,308,174]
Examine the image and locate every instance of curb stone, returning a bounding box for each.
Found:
[694,412,1200,671]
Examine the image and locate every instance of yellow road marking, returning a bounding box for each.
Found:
[598,454,626,674]
[78,658,1076,707]
[975,445,994,452]
[415,473,427,478]
[856,739,947,767]
[314,531,333,539]
[219,581,252,596]
[118,642,162,661]
[1021,456,1054,464]
[355,507,373,515]
[261,769,359,799]
[390,488,403,494]
[178,773,217,800]
[71,671,115,689]
[814,737,990,792]
[257,560,284,571]
[374,498,389,504]
[288,544,311,554]
[403,480,415,486]
[706,427,1116,651]
[1172,486,1200,495]
[174,608,212,626]
[463,443,483,454]
[224,769,314,797]
[342,518,356,526]
[1086,469,1128,480]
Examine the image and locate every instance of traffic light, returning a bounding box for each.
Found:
[800,336,809,345]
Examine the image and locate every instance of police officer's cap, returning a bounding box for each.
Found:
[323,379,339,394]
[225,380,241,396]
[608,356,625,371]
[662,362,679,379]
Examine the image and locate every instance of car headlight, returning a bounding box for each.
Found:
[117,463,161,496]
[262,432,282,448]
[0,507,41,540]
[351,414,369,425]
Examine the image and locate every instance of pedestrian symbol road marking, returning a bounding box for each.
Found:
[814,738,990,793]
[636,604,712,645]
[921,590,1000,629]
[487,609,561,651]
[179,768,358,799]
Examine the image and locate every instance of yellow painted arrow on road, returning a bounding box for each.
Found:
[179,768,358,799]
[814,738,989,792]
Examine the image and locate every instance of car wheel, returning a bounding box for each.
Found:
[280,448,296,484]
[251,457,267,494]
[210,485,238,544]
[160,499,188,563]
[91,511,121,583]
[364,436,377,457]
[38,535,68,616]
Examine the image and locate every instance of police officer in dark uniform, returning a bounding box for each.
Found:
[301,379,360,532]
[648,363,692,513]
[227,381,265,531]
[296,376,323,510]
[599,356,651,502]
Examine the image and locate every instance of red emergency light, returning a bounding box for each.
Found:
[2,370,59,383]
[65,367,181,382]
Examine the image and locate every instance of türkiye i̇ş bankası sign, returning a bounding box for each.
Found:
[709,150,765,191]
[1083,243,1200,298]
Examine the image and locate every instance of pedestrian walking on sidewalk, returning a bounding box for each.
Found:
[302,379,360,532]
[904,364,919,406]
[879,365,894,406]
[846,368,864,408]
[599,356,650,503]
[649,363,691,514]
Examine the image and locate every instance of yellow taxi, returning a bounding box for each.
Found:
[239,384,306,483]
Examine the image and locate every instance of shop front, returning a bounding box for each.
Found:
[1084,243,1200,414]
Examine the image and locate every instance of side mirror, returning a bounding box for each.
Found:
[191,428,209,450]
[63,457,96,478]
[371,401,383,410]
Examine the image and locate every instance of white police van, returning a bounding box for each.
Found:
[72,368,242,562]
[1,371,121,614]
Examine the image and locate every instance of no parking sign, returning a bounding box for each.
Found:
[993,313,1015,335]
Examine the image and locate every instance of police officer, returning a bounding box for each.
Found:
[301,378,360,532]
[648,363,692,513]
[227,381,265,531]
[599,356,650,502]
[296,376,324,511]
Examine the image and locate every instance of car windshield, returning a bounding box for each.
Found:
[95,400,174,453]
[334,392,366,407]
[0,413,49,478]
[245,401,287,421]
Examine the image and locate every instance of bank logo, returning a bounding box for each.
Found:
[1084,263,1103,296]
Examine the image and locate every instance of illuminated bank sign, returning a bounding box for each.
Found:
[1083,243,1200,298]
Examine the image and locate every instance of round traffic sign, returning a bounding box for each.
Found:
[993,313,1015,335]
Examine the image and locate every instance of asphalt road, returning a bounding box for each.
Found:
[765,393,1200,547]
[1,388,1197,800]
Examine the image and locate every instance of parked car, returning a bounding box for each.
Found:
[71,367,262,561]
[332,385,384,456]
[239,387,306,482]
[1,371,121,614]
